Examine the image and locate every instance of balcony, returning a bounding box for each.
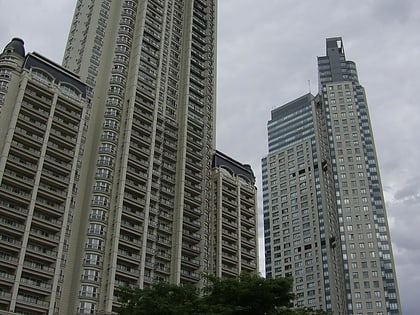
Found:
[0,252,18,267]
[184,205,202,219]
[180,269,200,282]
[118,249,141,262]
[155,264,170,274]
[26,243,57,261]
[29,228,61,246]
[2,172,34,195]
[181,256,200,268]
[222,225,238,238]
[116,264,140,278]
[0,216,25,235]
[0,233,22,249]
[240,216,255,229]
[221,264,239,277]
[222,251,238,264]
[34,198,65,215]
[20,277,52,293]
[182,230,201,243]
[119,234,142,248]
[122,207,145,223]
[0,290,12,303]
[0,271,15,283]
[52,115,78,132]
[241,225,256,237]
[222,218,237,231]
[0,184,31,205]
[16,294,49,309]
[241,248,257,260]
[41,167,70,185]
[0,200,28,218]
[222,208,237,221]
[23,260,55,276]
[32,211,63,229]
[182,243,201,255]
[183,217,201,232]
[222,197,237,208]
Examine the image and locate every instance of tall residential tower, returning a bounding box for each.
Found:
[62,0,218,313]
[262,94,347,313]
[0,39,89,315]
[211,151,258,278]
[263,38,401,315]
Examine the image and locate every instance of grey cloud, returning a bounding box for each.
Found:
[394,178,420,201]
[372,0,414,24]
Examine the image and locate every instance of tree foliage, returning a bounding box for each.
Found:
[203,273,294,315]
[117,282,201,315]
[117,273,328,315]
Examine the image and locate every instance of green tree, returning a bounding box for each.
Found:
[117,282,202,315]
[202,273,294,315]
[117,273,329,315]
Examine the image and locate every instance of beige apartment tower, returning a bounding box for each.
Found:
[211,151,258,278]
[62,0,218,314]
[0,38,89,314]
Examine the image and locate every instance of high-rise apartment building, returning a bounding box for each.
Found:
[262,94,347,313]
[0,38,89,315]
[62,0,216,313]
[318,38,400,315]
[60,0,218,314]
[0,0,258,314]
[211,151,258,278]
[263,38,401,315]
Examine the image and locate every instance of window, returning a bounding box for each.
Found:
[0,69,11,78]
[88,223,105,235]
[0,80,8,91]
[92,195,108,206]
[84,254,101,265]
[82,269,100,281]
[104,118,119,129]
[90,209,106,220]
[60,83,80,98]
[94,181,110,192]
[80,285,98,297]
[86,238,103,250]
[78,301,96,314]
[99,143,115,153]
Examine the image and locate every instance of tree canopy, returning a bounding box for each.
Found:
[117,273,328,315]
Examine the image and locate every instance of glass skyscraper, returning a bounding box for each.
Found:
[263,38,401,315]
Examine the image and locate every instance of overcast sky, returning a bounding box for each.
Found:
[1,1,419,314]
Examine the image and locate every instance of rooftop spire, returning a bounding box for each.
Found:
[2,37,25,58]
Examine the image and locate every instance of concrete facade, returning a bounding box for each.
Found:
[0,38,89,314]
